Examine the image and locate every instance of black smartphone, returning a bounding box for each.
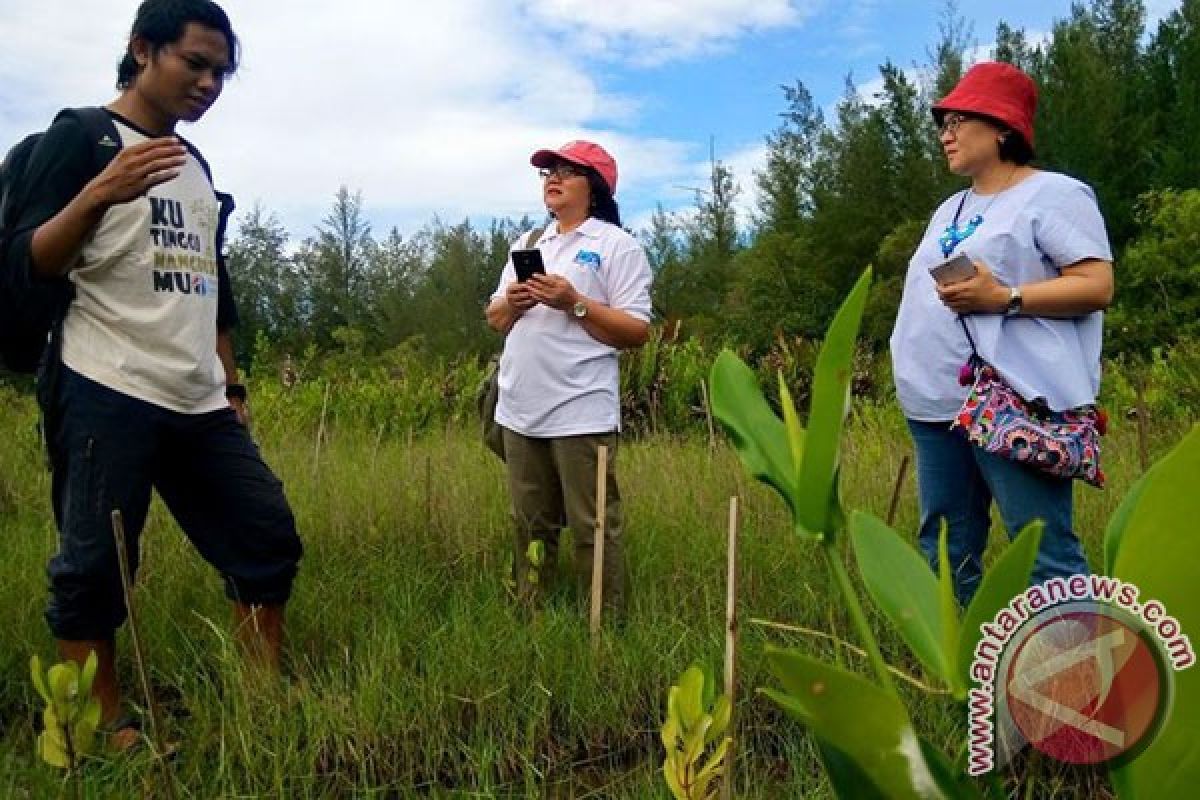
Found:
[512,249,546,283]
[928,253,978,286]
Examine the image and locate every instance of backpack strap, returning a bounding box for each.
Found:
[525,226,545,248]
[54,107,123,176]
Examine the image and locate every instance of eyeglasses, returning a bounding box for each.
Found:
[538,163,589,181]
[938,112,975,136]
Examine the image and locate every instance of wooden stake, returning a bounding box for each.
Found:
[110,511,176,799]
[722,496,740,800]
[589,444,608,641]
[886,455,910,527]
[312,380,331,481]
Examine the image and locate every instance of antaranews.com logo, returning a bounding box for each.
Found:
[966,574,1194,775]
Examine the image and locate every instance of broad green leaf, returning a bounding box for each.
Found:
[1103,462,1154,574]
[850,511,952,687]
[661,714,680,752]
[763,646,945,799]
[79,649,98,698]
[39,708,70,768]
[816,739,890,800]
[778,371,807,482]
[710,350,798,520]
[937,520,962,697]
[677,666,706,730]
[956,522,1043,693]
[47,663,77,706]
[795,267,872,538]
[663,761,686,800]
[918,737,985,800]
[1111,425,1200,800]
[694,736,731,790]
[706,695,731,744]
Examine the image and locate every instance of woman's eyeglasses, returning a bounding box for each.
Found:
[938,112,974,136]
[538,164,589,181]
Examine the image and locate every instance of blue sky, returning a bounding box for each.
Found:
[0,0,1181,242]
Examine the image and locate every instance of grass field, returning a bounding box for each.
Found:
[0,385,1190,798]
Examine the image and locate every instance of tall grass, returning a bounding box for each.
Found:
[0,379,1190,797]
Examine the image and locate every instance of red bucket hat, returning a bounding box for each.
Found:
[530,140,618,195]
[933,61,1038,150]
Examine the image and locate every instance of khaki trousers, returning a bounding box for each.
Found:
[501,428,625,612]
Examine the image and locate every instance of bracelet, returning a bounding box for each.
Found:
[225,383,248,402]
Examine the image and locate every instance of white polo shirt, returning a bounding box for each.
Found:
[490,217,653,437]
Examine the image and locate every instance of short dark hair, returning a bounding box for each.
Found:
[997,129,1035,165]
[970,112,1035,165]
[585,169,622,227]
[116,0,239,89]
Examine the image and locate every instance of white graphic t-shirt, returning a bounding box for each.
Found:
[60,117,228,413]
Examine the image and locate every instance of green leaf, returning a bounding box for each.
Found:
[763,646,944,800]
[694,736,732,795]
[778,370,807,484]
[663,761,687,800]
[816,739,891,800]
[79,649,98,699]
[956,521,1043,693]
[1103,463,1153,574]
[850,511,953,687]
[676,666,706,730]
[47,662,78,707]
[710,350,798,520]
[794,267,872,538]
[1111,425,1200,800]
[39,708,70,769]
[937,520,962,697]
[918,736,985,800]
[706,695,731,744]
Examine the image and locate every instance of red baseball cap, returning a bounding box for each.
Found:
[531,140,618,195]
[933,61,1038,150]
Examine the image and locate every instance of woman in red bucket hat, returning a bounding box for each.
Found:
[889,62,1115,606]
[484,140,653,617]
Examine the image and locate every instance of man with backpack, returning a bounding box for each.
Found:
[1,0,302,749]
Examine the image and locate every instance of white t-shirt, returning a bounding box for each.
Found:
[61,118,228,414]
[890,170,1113,420]
[490,217,653,437]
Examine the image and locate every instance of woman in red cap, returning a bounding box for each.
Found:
[485,140,653,616]
[890,62,1114,605]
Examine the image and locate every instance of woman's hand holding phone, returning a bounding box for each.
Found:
[505,280,537,313]
[936,260,1011,314]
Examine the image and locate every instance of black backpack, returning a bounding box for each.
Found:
[0,108,122,373]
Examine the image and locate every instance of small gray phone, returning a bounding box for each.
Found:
[929,253,978,285]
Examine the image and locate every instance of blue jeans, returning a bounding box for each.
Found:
[906,419,1088,606]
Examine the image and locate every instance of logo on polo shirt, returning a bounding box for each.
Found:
[574,249,602,270]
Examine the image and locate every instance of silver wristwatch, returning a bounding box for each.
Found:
[1004,286,1023,317]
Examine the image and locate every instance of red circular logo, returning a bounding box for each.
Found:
[1003,603,1169,766]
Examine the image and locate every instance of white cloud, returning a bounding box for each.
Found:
[523,0,815,63]
[0,0,797,241]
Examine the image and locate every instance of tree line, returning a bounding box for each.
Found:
[226,0,1199,369]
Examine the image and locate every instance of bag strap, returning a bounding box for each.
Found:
[55,107,123,176]
[524,226,545,249]
[957,315,980,360]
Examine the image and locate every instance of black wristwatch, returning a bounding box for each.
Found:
[225,383,248,402]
